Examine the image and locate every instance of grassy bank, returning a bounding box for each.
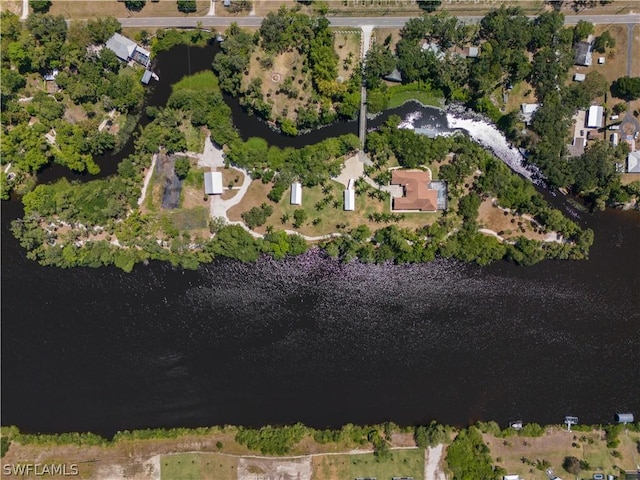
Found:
[387,82,445,109]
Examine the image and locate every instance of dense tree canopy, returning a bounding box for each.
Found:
[612,76,640,100]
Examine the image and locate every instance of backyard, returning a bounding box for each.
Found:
[227,178,440,237]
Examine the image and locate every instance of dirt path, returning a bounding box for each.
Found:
[137,154,157,206]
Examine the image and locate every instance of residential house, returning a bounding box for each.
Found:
[574,41,593,66]
[105,33,151,67]
[390,170,438,212]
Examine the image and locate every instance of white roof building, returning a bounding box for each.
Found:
[344,188,355,211]
[466,46,479,58]
[587,105,604,128]
[521,103,540,124]
[204,171,223,195]
[611,132,619,147]
[503,476,521,480]
[290,182,302,205]
[628,151,640,173]
[574,73,586,82]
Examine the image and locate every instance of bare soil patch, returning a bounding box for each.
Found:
[63,104,88,124]
[238,456,312,480]
[0,1,22,15]
[372,27,402,52]
[227,180,272,222]
[390,432,417,448]
[218,166,245,189]
[477,198,549,242]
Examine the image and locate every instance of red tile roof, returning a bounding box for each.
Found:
[391,169,438,212]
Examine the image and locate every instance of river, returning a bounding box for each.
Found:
[1,43,639,437]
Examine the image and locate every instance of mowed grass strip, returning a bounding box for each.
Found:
[314,449,424,480]
[161,452,237,480]
[173,71,220,94]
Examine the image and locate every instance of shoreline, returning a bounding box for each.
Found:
[2,422,638,480]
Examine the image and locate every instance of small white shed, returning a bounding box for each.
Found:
[344,188,355,211]
[290,182,302,205]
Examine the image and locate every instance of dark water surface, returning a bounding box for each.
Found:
[2,44,640,437]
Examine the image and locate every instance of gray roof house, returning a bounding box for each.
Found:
[105,33,150,67]
[574,41,593,66]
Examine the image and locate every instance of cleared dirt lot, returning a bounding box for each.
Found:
[238,456,312,480]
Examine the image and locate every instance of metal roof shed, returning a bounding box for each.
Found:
[141,70,152,84]
[290,182,302,205]
[204,171,223,195]
[587,105,604,128]
[344,188,355,211]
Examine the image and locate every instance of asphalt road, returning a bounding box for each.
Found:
[114,13,640,29]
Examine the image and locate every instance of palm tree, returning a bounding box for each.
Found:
[265,225,274,234]
[280,213,290,224]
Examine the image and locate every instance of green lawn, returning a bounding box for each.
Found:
[387,82,444,109]
[350,450,424,480]
[262,180,388,236]
[160,453,237,480]
[172,71,220,93]
[315,449,425,480]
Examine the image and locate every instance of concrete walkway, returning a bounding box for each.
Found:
[207,0,215,16]
[20,0,28,20]
[333,153,364,187]
[425,444,446,480]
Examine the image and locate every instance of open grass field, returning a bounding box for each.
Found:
[161,452,238,480]
[173,71,219,94]
[313,449,424,480]
[47,1,210,19]
[485,428,640,480]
